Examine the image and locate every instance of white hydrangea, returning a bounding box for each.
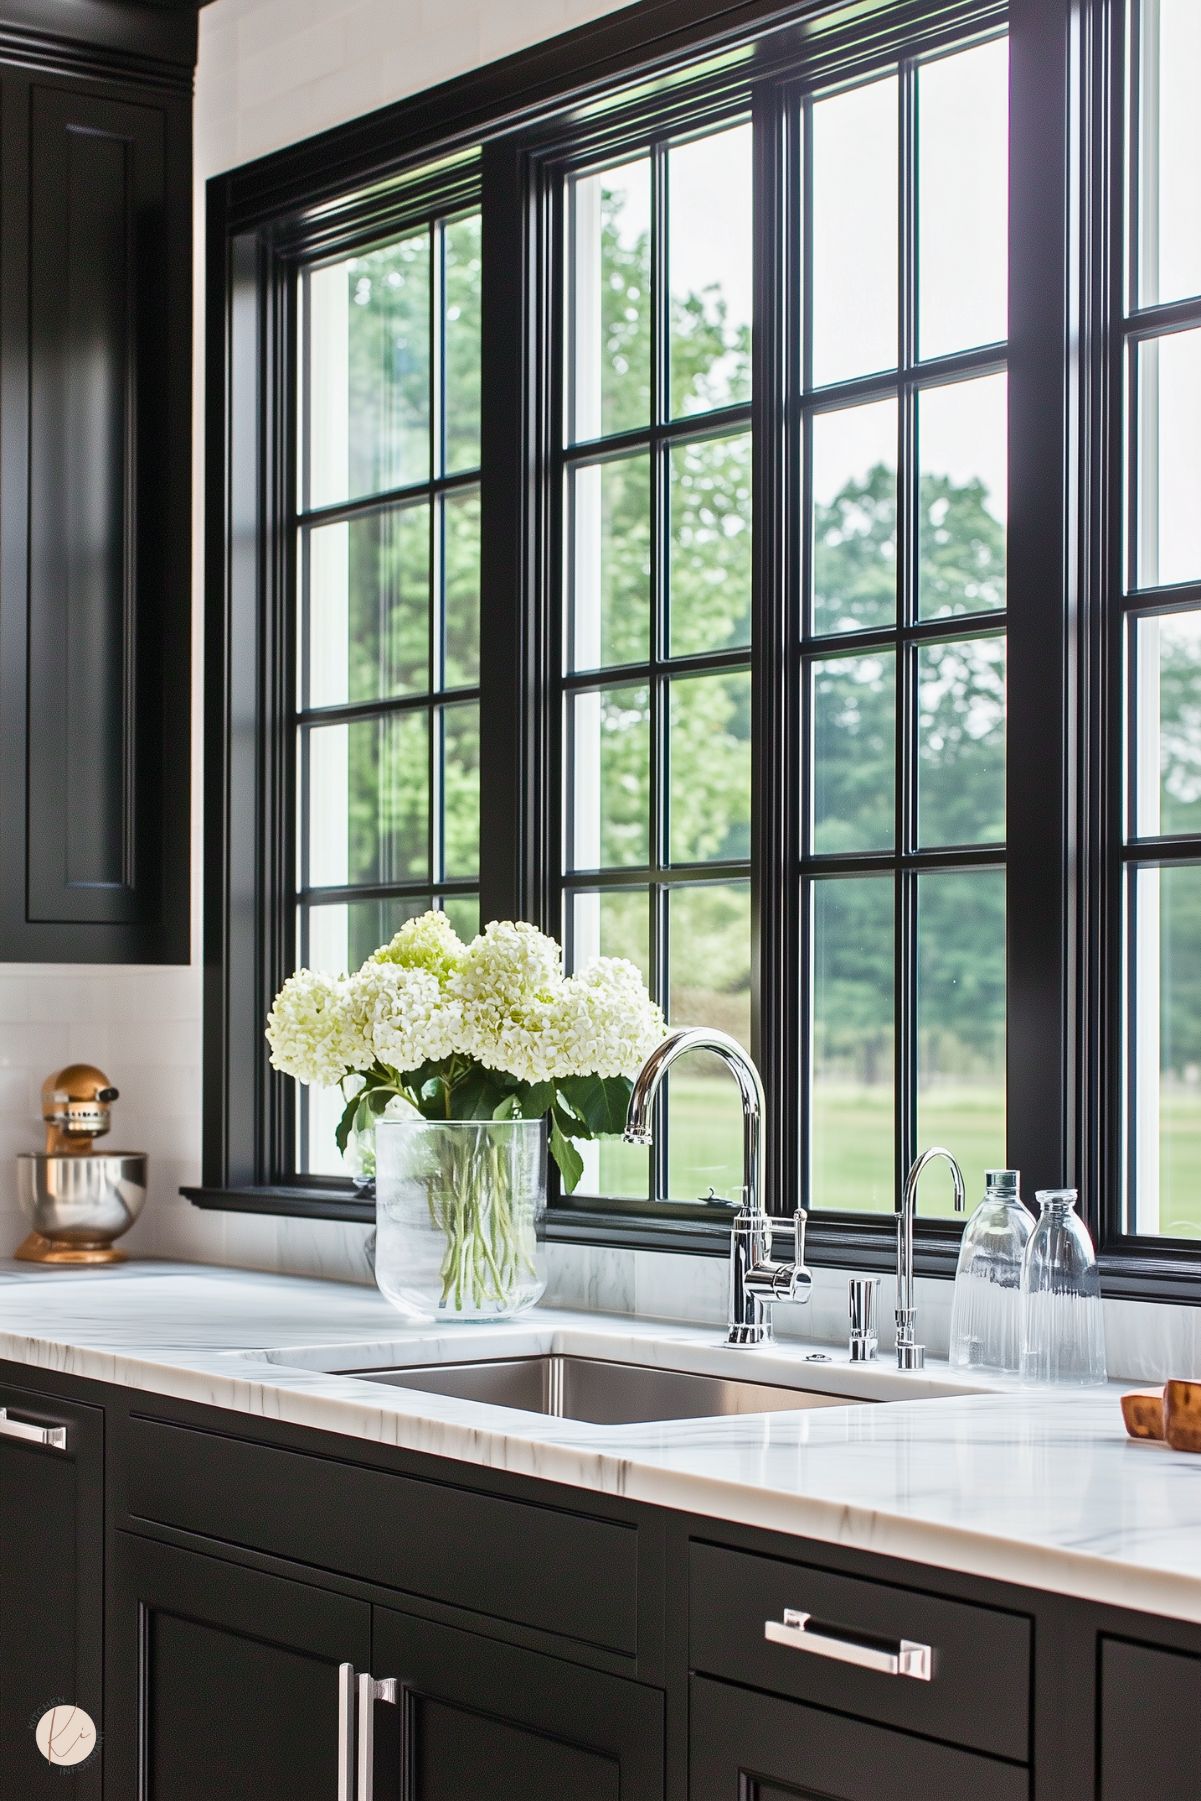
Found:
[373,909,465,983]
[348,961,465,1073]
[267,922,663,1093]
[266,970,370,1086]
[551,958,665,1079]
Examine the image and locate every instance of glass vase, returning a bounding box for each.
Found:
[374,1118,546,1323]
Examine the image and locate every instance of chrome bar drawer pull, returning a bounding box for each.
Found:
[765,1609,933,1681]
[356,1673,399,1801]
[0,1407,67,1450]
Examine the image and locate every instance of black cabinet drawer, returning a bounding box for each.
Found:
[690,1673,1029,1801]
[124,1416,638,1655]
[690,1540,1030,1762]
[1100,1636,1201,1800]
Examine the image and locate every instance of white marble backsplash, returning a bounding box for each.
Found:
[197,1217,1201,1387]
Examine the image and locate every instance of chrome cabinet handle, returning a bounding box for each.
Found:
[0,1407,67,1450]
[356,1673,398,1801]
[765,1608,933,1681]
[337,1665,357,1801]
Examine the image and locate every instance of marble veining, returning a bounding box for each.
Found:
[1,1260,1200,1625]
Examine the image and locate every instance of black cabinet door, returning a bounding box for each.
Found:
[690,1675,1028,1801]
[0,1384,103,1799]
[368,1605,664,1801]
[107,1533,371,1801]
[1100,1636,1201,1800]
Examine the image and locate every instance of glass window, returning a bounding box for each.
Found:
[562,122,754,1210]
[295,213,483,1174]
[1122,1,1201,1237]
[802,37,1009,1215]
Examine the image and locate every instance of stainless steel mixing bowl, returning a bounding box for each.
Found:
[16,1152,147,1261]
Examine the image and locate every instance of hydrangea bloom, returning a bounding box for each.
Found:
[348,961,465,1072]
[266,969,369,1086]
[373,910,466,983]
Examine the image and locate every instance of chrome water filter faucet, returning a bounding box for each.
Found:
[896,1146,966,1370]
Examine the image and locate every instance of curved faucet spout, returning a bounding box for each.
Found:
[623,1027,765,1218]
[896,1145,966,1371]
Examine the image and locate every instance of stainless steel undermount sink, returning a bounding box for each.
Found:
[351,1353,861,1426]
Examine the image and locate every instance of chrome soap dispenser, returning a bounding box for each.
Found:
[948,1169,1032,1374]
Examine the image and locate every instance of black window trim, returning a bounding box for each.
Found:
[189,0,1197,1300]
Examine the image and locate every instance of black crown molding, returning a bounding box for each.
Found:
[0,0,200,84]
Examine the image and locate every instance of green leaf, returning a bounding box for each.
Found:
[515,1080,556,1120]
[548,1110,585,1194]
[491,1093,520,1121]
[557,1073,634,1139]
[448,1067,511,1120]
[334,1090,361,1157]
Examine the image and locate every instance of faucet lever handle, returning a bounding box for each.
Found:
[793,1207,808,1272]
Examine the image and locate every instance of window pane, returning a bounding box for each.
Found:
[308,230,431,508]
[918,636,1006,848]
[918,374,1007,619]
[442,487,480,689]
[811,399,898,636]
[306,507,428,708]
[810,877,894,1213]
[571,158,651,442]
[1138,0,1201,308]
[669,432,752,657]
[569,887,651,985]
[1131,864,1201,1238]
[570,887,652,1200]
[1134,612,1201,838]
[667,883,751,1202]
[669,124,753,418]
[307,713,430,888]
[305,895,429,974]
[669,671,751,863]
[443,211,482,474]
[441,894,479,941]
[570,454,651,671]
[1136,330,1201,589]
[441,703,479,880]
[810,75,898,387]
[917,38,1008,360]
[917,869,1006,1208]
[569,685,651,869]
[811,651,896,854]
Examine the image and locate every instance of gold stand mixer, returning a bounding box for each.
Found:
[15,1066,147,1264]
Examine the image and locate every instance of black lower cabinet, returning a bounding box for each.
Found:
[1099,1636,1201,1800]
[0,1382,103,1799]
[688,1675,1028,1801]
[107,1533,371,1801]
[368,1606,664,1799]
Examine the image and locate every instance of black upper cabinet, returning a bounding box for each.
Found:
[0,7,193,962]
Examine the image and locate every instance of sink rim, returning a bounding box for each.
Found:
[350,1349,868,1426]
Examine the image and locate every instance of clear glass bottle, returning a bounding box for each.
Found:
[949,1170,1032,1374]
[1020,1189,1107,1386]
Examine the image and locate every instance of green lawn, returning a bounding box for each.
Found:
[592,1075,1201,1233]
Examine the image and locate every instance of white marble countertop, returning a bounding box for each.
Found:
[0,1259,1198,1626]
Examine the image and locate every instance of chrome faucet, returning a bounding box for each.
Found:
[624,1028,812,1345]
[896,1146,966,1370]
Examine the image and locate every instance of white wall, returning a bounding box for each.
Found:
[0,0,639,1276]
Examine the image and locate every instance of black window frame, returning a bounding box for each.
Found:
[190,0,1176,1299]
